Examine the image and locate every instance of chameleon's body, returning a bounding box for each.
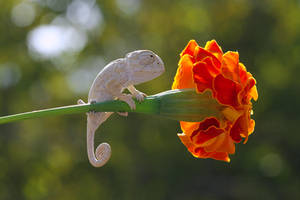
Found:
[78,50,164,167]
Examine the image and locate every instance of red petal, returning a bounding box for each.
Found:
[205,40,223,61]
[213,74,241,107]
[221,51,241,83]
[238,63,249,86]
[202,56,220,75]
[194,46,221,68]
[230,114,250,143]
[193,62,213,92]
[180,40,198,57]
[190,118,222,146]
[193,57,220,93]
[198,117,220,131]
[192,126,224,145]
[194,147,230,162]
[239,77,256,104]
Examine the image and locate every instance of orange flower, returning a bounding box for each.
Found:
[172,40,258,162]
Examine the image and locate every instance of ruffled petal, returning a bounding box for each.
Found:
[222,107,243,123]
[197,117,220,130]
[204,131,235,154]
[250,85,258,101]
[238,77,256,105]
[180,121,200,136]
[191,126,224,146]
[222,51,241,83]
[205,40,223,61]
[182,118,221,145]
[213,74,242,108]
[248,119,255,135]
[194,147,230,162]
[238,63,249,86]
[194,46,221,68]
[193,57,220,92]
[172,54,196,89]
[193,62,213,92]
[180,40,198,57]
[238,64,258,101]
[229,113,250,143]
[178,132,194,151]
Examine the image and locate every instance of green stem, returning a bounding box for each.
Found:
[0,95,160,125]
[0,89,224,125]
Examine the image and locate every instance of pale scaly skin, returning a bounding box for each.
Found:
[78,50,165,167]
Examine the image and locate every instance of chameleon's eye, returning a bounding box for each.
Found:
[139,53,155,65]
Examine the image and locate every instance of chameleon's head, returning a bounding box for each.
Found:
[125,50,165,85]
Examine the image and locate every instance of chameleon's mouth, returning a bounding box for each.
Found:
[155,68,165,76]
[148,67,165,76]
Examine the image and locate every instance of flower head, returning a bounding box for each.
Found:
[172,40,258,162]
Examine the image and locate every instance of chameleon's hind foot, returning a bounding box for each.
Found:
[88,101,98,113]
[78,99,100,115]
[117,112,128,117]
[117,94,136,110]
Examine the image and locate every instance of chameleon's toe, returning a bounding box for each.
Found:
[134,92,147,102]
[118,94,136,110]
[127,98,136,110]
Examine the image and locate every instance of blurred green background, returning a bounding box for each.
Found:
[0,0,299,199]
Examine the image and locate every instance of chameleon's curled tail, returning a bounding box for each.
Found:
[87,112,113,167]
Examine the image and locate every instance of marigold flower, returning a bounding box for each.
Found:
[172,40,258,162]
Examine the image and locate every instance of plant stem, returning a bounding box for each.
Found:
[0,97,160,125]
[0,89,224,125]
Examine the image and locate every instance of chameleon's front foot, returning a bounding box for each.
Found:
[133,91,147,102]
[127,85,147,102]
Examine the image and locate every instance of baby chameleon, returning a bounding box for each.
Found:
[78,50,165,167]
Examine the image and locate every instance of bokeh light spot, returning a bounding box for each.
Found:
[0,63,21,89]
[115,0,140,16]
[11,2,36,27]
[260,153,283,177]
[66,0,103,31]
[27,24,87,59]
[46,0,70,12]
